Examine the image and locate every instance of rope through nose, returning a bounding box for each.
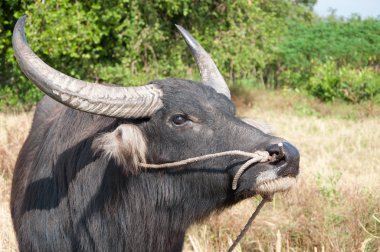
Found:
[231,151,270,190]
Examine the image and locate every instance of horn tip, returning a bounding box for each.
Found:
[13,16,29,48]
[175,24,188,36]
[14,15,27,36]
[176,25,201,51]
[16,15,27,28]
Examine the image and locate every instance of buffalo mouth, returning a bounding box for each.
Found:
[255,142,299,194]
[234,162,299,198]
[245,165,298,195]
[255,175,296,194]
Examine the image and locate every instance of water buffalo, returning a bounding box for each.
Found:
[11,16,300,251]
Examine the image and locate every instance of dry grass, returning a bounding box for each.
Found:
[0,112,32,252]
[1,91,379,251]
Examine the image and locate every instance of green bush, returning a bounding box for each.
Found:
[307,60,380,103]
[276,15,380,103]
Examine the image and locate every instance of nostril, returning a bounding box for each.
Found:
[266,143,285,162]
[264,142,300,177]
[277,142,285,159]
[266,142,301,165]
[266,143,279,155]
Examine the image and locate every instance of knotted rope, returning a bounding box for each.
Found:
[139,143,285,251]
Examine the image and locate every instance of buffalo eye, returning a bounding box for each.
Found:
[172,114,188,126]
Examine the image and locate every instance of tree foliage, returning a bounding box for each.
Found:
[0,1,379,109]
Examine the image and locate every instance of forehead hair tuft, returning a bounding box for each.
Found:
[92,124,147,175]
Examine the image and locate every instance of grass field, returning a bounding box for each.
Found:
[1,90,379,251]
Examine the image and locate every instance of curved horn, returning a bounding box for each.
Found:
[176,25,231,99]
[13,16,163,118]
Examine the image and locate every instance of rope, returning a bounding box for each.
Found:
[231,151,270,190]
[139,149,277,190]
[139,150,270,169]
[227,195,272,252]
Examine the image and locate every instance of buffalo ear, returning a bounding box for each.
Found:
[92,124,147,175]
[241,118,273,135]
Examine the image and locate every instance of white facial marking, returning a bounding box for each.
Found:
[255,176,296,194]
[256,170,278,185]
[254,169,296,194]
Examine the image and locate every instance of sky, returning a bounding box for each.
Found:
[314,0,380,18]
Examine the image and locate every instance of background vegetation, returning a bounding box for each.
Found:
[0,0,379,109]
